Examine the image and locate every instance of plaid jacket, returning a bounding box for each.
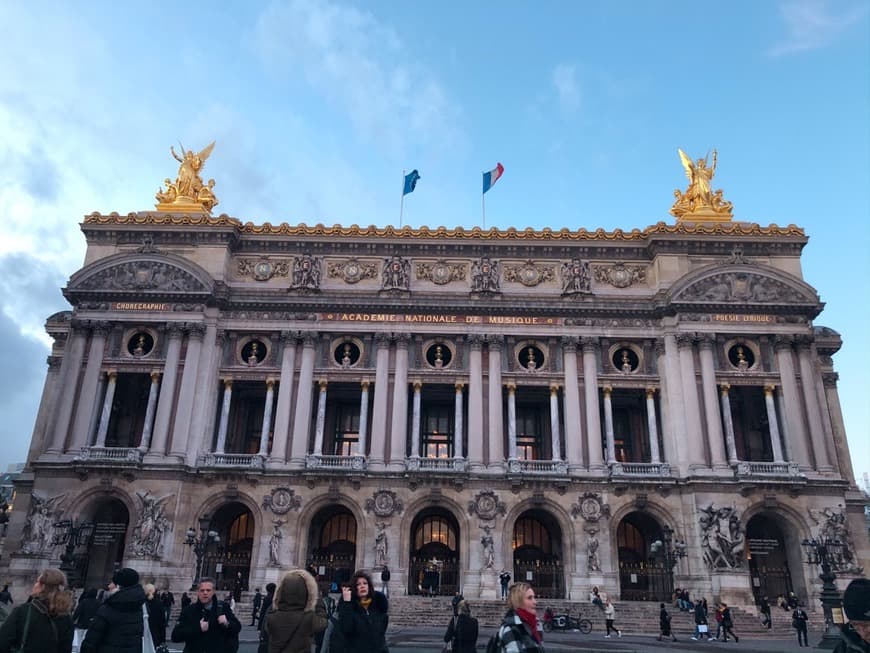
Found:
[496,611,544,653]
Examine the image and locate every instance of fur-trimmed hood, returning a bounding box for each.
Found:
[273,568,318,613]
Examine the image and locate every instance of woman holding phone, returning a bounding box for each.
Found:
[335,571,389,653]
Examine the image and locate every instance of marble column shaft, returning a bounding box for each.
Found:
[797,342,831,471]
[663,335,690,472]
[70,327,108,450]
[645,388,661,463]
[581,339,604,470]
[259,380,276,456]
[506,384,517,460]
[561,340,583,467]
[185,323,219,466]
[698,338,728,468]
[215,379,233,454]
[139,372,161,451]
[368,337,391,467]
[93,371,117,447]
[358,381,371,457]
[150,327,184,455]
[655,342,676,465]
[467,340,484,467]
[775,388,792,462]
[602,386,616,464]
[313,380,328,456]
[410,382,422,457]
[454,383,464,458]
[822,374,855,482]
[719,384,738,465]
[764,384,784,463]
[676,335,705,468]
[289,338,317,462]
[48,327,88,453]
[487,339,504,465]
[270,336,297,463]
[775,340,811,468]
[388,338,409,465]
[549,385,562,461]
[170,327,205,458]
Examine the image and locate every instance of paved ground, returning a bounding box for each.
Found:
[218,623,832,653]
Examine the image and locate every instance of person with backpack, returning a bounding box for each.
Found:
[443,600,478,653]
[489,582,543,653]
[263,569,327,653]
[657,602,677,642]
[171,577,241,653]
[315,590,338,653]
[335,571,388,653]
[792,603,809,647]
[80,567,146,653]
[0,568,74,653]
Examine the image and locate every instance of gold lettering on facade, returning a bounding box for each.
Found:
[712,314,774,323]
[111,302,171,311]
[321,312,561,325]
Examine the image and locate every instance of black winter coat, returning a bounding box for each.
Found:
[335,592,389,653]
[145,597,167,645]
[72,597,101,629]
[0,598,74,653]
[80,585,146,653]
[444,614,478,653]
[172,596,241,653]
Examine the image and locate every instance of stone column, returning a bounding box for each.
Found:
[215,379,233,454]
[581,337,604,470]
[93,370,117,447]
[506,383,517,460]
[454,382,464,459]
[698,335,729,469]
[487,336,505,466]
[138,372,161,451]
[549,384,562,461]
[368,333,392,469]
[467,336,485,469]
[27,356,63,462]
[289,333,317,464]
[150,325,184,456]
[170,324,205,459]
[85,373,106,448]
[655,340,677,465]
[663,334,689,473]
[388,335,410,468]
[822,372,856,483]
[270,332,298,463]
[70,323,109,450]
[797,338,832,472]
[561,337,583,469]
[410,381,423,458]
[313,379,328,456]
[259,379,276,456]
[676,334,705,470]
[775,337,811,469]
[645,388,661,463]
[602,386,616,464]
[185,322,219,466]
[47,324,88,453]
[719,383,738,465]
[775,387,792,462]
[763,384,784,463]
[358,380,371,457]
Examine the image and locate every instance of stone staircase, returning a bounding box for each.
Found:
[386,597,801,639]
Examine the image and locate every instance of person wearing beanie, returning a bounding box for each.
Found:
[835,577,870,653]
[80,567,146,653]
[264,569,327,653]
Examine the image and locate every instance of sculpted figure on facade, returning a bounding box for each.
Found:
[809,506,863,574]
[480,525,495,569]
[670,148,733,220]
[129,490,174,559]
[561,258,591,295]
[374,521,389,567]
[291,254,322,293]
[586,526,601,572]
[20,493,66,554]
[381,255,410,291]
[471,257,500,293]
[269,518,286,566]
[699,504,745,570]
[155,141,218,213]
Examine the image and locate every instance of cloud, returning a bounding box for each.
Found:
[768,0,869,56]
[252,0,462,153]
[552,63,581,113]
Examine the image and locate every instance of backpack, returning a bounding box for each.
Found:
[485,632,501,653]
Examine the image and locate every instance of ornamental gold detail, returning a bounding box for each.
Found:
[155,141,219,214]
[670,149,733,222]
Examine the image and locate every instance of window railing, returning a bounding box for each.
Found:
[735,461,802,477]
[507,459,569,475]
[610,462,672,478]
[405,457,467,472]
[75,447,143,464]
[305,454,366,471]
[198,453,265,469]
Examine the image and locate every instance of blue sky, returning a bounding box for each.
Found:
[0,1,867,484]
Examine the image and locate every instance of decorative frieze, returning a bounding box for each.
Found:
[415,260,466,285]
[237,257,290,281]
[328,258,378,284]
[503,261,555,287]
[593,262,646,288]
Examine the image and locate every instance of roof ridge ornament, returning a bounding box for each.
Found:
[155,141,218,214]
[670,148,733,223]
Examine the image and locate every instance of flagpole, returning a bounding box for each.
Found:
[399,169,405,228]
[482,184,486,230]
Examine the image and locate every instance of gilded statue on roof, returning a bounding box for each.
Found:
[155,141,219,213]
[670,149,732,222]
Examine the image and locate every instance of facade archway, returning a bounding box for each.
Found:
[512,509,564,599]
[616,511,672,601]
[80,497,130,589]
[202,502,254,592]
[408,508,460,596]
[746,512,805,605]
[306,505,357,598]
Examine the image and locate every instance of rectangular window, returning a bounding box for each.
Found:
[516,405,544,460]
[332,402,360,456]
[422,402,453,458]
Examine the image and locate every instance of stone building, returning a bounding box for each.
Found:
[3,150,867,609]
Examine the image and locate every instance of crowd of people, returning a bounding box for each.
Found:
[0,568,866,653]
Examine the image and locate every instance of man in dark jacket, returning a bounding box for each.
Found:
[81,567,146,653]
[258,582,276,631]
[172,577,241,653]
[250,587,263,626]
[835,578,870,653]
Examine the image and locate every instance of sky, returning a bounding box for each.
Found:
[0,1,867,485]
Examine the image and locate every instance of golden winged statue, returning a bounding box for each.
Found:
[670,148,733,221]
[155,141,219,213]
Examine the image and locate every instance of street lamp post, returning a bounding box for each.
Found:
[650,525,687,602]
[802,537,846,650]
[184,515,220,591]
[51,519,96,587]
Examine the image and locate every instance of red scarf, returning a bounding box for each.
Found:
[516,608,541,643]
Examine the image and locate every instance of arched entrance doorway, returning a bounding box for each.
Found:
[409,509,460,596]
[746,513,803,605]
[617,511,672,601]
[202,502,254,592]
[81,498,130,589]
[306,506,357,598]
[512,510,564,599]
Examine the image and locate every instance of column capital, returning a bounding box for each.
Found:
[774,335,795,351]
[47,355,63,370]
[822,372,839,388]
[561,335,580,351]
[719,382,730,395]
[413,380,423,391]
[394,333,412,348]
[266,378,276,389]
[764,383,777,395]
[455,381,465,392]
[69,317,89,334]
[150,371,161,382]
[505,382,516,394]
[645,386,658,398]
[90,321,112,337]
[300,331,319,347]
[467,334,485,350]
[580,336,599,353]
[602,385,612,396]
[361,379,371,391]
[374,332,392,346]
[279,329,300,345]
[485,334,505,350]
[166,323,185,339]
[794,334,815,351]
[221,377,234,389]
[318,378,328,390]
[185,322,207,339]
[105,369,118,380]
[549,383,560,395]
[697,334,716,349]
[675,332,695,348]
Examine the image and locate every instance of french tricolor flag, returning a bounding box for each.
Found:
[482,162,504,194]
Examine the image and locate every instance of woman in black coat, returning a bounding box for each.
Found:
[0,568,74,653]
[443,600,478,653]
[144,583,167,647]
[336,571,389,653]
[81,568,146,653]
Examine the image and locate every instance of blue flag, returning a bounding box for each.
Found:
[403,169,420,195]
